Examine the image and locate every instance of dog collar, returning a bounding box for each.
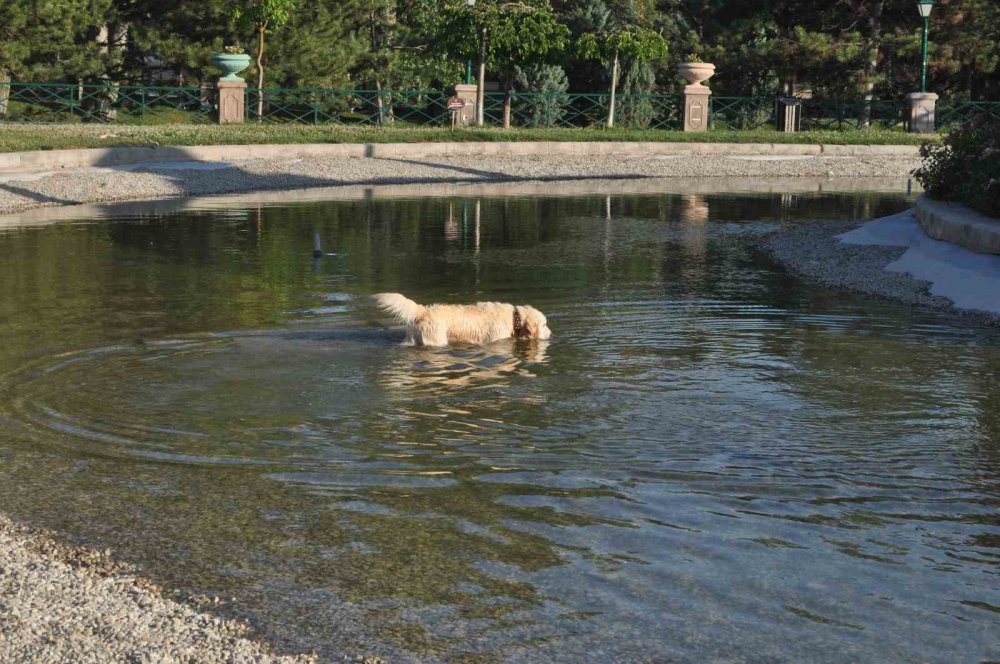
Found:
[513,308,526,338]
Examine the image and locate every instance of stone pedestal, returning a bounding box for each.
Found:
[451,84,477,128]
[683,85,712,132]
[907,92,938,134]
[216,79,246,124]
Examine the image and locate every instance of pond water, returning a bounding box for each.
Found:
[0,182,998,663]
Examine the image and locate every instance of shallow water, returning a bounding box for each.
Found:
[1,184,998,663]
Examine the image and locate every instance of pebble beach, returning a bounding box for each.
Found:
[0,515,319,664]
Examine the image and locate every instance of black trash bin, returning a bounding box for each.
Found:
[775,97,802,132]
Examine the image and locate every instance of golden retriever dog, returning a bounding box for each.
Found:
[373,293,551,347]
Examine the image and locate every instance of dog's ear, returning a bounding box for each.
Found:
[522,313,538,338]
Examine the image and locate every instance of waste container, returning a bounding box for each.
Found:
[775,97,802,132]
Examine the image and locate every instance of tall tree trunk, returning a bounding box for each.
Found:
[0,70,10,118]
[476,27,486,127]
[860,1,883,128]
[374,79,393,126]
[256,23,267,121]
[503,83,512,129]
[606,49,619,129]
[96,24,122,122]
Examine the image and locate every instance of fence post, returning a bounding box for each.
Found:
[216,79,246,123]
[683,84,711,132]
[906,92,938,133]
[140,87,146,125]
[450,84,477,127]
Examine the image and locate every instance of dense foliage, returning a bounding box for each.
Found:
[914,115,1000,216]
[0,0,997,99]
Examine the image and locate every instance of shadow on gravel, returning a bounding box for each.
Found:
[75,146,647,200]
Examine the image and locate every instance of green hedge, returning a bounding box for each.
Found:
[914,115,1000,217]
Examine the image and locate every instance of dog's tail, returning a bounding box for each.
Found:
[372,293,425,324]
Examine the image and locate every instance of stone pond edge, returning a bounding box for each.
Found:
[915,195,1000,255]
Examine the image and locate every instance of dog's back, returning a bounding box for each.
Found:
[372,293,548,346]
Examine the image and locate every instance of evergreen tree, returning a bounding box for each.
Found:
[514,63,570,126]
[0,0,111,82]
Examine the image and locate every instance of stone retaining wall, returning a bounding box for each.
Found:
[915,196,1000,255]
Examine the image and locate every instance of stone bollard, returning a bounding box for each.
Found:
[216,79,247,124]
[907,92,938,134]
[450,84,478,128]
[683,85,712,132]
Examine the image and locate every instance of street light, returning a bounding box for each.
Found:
[917,0,934,93]
[466,0,475,85]
[465,0,487,126]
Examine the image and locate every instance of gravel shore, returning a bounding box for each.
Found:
[758,219,999,324]
[0,515,321,664]
[0,152,919,216]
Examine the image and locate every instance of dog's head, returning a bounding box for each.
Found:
[515,305,552,340]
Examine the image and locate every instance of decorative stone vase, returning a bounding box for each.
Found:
[210,53,252,81]
[677,62,716,87]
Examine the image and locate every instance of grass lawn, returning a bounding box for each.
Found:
[0,123,937,153]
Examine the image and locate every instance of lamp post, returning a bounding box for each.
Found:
[906,0,937,133]
[917,0,934,93]
[465,0,475,85]
[466,0,487,126]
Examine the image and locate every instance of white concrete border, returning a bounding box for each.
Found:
[915,195,1000,255]
[0,141,920,174]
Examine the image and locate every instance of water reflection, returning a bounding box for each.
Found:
[378,340,549,395]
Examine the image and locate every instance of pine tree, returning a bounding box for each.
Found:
[514,63,569,126]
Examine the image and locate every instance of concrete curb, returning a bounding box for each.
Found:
[915,196,1000,255]
[0,141,920,174]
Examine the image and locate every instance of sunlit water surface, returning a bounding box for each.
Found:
[1,186,998,663]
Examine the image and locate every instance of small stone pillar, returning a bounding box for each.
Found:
[683,85,711,132]
[450,84,477,128]
[216,79,246,124]
[907,92,938,134]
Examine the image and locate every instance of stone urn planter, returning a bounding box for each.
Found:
[677,62,716,87]
[210,53,252,81]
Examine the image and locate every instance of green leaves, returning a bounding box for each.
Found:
[429,0,569,72]
[578,26,668,63]
[233,0,296,29]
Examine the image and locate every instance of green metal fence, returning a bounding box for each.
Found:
[936,100,1000,129]
[710,96,773,130]
[709,96,911,131]
[2,81,998,132]
[480,92,681,129]
[245,88,453,125]
[800,98,907,130]
[0,81,213,123]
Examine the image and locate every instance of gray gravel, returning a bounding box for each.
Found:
[0,153,919,216]
[758,219,999,324]
[0,514,321,664]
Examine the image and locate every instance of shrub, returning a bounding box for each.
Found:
[914,114,1000,217]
